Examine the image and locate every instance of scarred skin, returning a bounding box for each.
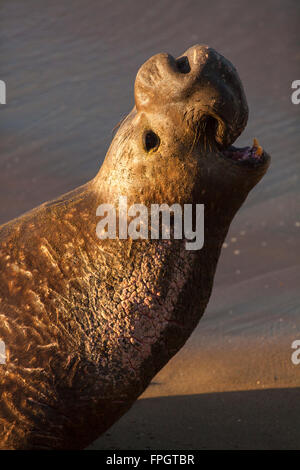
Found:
[0,45,270,449]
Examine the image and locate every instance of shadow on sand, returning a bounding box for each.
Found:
[91,387,300,450]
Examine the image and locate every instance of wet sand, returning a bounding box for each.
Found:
[1,0,300,449]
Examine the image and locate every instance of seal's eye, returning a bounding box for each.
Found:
[143,130,160,152]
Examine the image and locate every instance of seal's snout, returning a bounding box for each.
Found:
[135,44,248,148]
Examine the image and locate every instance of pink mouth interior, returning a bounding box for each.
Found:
[223,144,264,163]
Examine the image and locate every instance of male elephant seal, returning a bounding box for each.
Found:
[0,45,270,449]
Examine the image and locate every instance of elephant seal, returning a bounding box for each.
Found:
[0,45,270,449]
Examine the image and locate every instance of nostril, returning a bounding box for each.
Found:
[176,56,191,74]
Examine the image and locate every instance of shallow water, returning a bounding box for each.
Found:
[1,0,300,449]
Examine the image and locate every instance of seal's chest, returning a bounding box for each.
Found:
[112,240,195,340]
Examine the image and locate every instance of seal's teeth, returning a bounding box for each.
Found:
[256,146,263,156]
[253,137,263,156]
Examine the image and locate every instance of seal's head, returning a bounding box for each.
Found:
[96,44,270,217]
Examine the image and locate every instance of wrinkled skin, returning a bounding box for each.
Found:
[0,45,270,449]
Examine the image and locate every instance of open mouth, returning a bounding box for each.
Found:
[222,138,266,167]
[203,116,267,168]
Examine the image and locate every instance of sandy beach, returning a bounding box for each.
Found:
[1,0,300,449]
